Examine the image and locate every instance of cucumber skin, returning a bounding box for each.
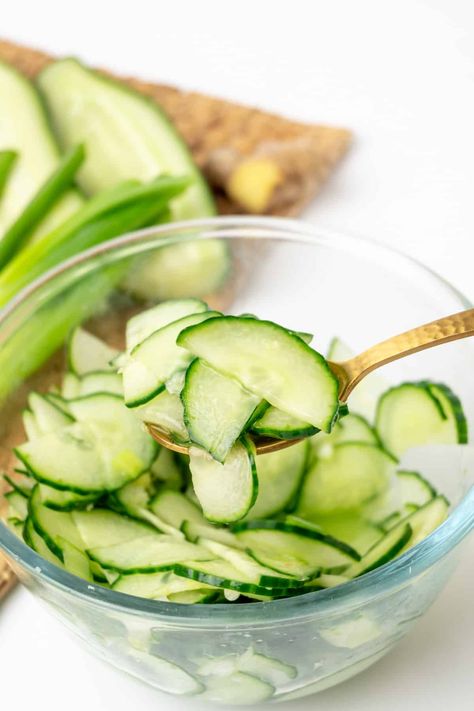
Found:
[354,523,412,576]
[231,519,361,562]
[427,382,468,444]
[38,59,216,219]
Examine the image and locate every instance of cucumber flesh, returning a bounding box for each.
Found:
[375,381,466,457]
[72,509,153,549]
[88,535,212,573]
[396,469,436,507]
[122,311,221,407]
[183,359,261,462]
[177,316,339,431]
[68,327,118,375]
[28,393,73,433]
[189,438,258,523]
[149,489,205,529]
[200,672,274,704]
[0,61,83,242]
[244,440,308,520]
[134,389,189,442]
[126,298,208,351]
[297,442,395,517]
[344,523,412,577]
[233,521,360,577]
[251,406,317,440]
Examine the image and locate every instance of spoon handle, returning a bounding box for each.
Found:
[339,308,474,400]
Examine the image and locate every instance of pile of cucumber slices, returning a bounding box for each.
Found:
[2,298,467,603]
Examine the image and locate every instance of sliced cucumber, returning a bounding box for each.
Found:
[71,508,153,550]
[39,483,99,512]
[375,381,467,457]
[24,516,63,566]
[396,470,436,507]
[112,571,216,600]
[59,537,93,581]
[297,443,395,517]
[232,520,360,577]
[183,359,261,462]
[344,523,412,577]
[182,519,243,548]
[61,372,80,399]
[4,490,28,520]
[28,392,74,433]
[149,489,205,529]
[115,644,203,695]
[173,559,292,596]
[22,409,41,440]
[68,327,118,375]
[3,472,34,498]
[189,438,257,523]
[178,316,339,431]
[0,60,83,242]
[29,486,84,559]
[316,413,379,450]
[122,311,220,407]
[251,406,317,440]
[109,472,176,534]
[299,513,383,556]
[244,440,309,520]
[196,646,296,686]
[126,299,208,351]
[77,371,123,397]
[399,495,449,551]
[150,447,184,489]
[134,389,189,443]
[88,535,211,573]
[196,537,303,588]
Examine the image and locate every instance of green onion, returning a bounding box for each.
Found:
[0,174,190,307]
[0,150,18,201]
[0,145,85,269]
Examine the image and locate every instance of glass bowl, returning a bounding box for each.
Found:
[0,217,473,705]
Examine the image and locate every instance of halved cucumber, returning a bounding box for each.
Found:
[297,442,395,517]
[177,316,340,432]
[251,406,317,440]
[68,327,118,375]
[0,60,83,241]
[189,437,258,523]
[182,359,261,462]
[38,58,214,221]
[244,440,309,520]
[232,520,360,577]
[134,389,189,443]
[126,298,208,351]
[122,310,221,407]
[375,381,467,457]
[88,535,212,573]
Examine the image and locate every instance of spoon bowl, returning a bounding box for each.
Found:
[146,307,474,455]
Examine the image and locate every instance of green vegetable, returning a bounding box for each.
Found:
[0,150,17,200]
[0,175,190,307]
[0,144,85,268]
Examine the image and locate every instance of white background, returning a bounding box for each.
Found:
[1,1,473,709]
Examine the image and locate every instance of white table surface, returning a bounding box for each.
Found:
[1,0,473,708]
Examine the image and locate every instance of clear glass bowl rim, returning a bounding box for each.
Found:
[0,215,473,625]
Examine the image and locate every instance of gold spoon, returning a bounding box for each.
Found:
[147,307,474,456]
